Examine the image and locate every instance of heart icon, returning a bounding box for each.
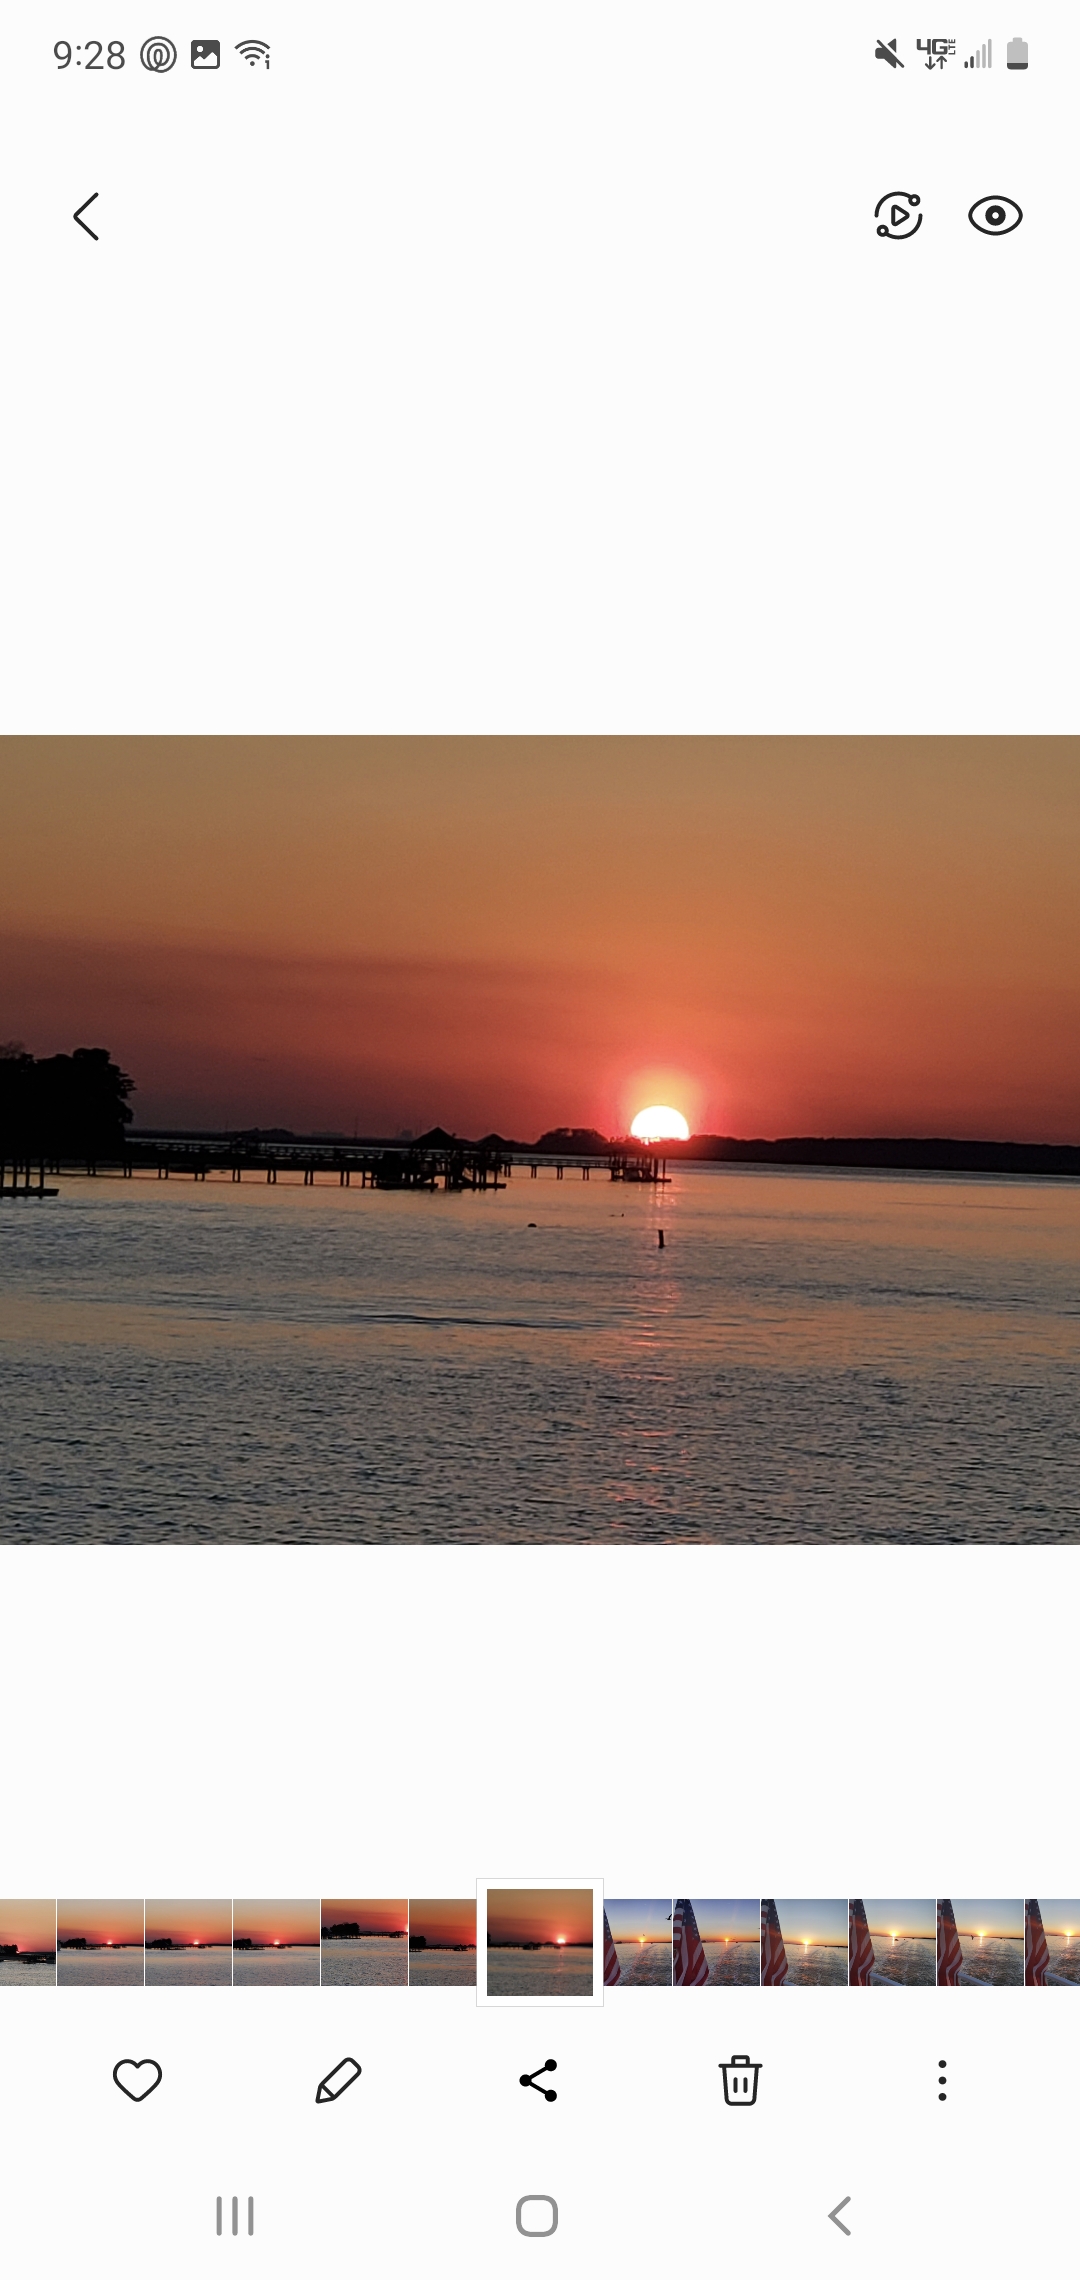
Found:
[113,2059,163,2102]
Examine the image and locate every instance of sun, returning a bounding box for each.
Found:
[630,1104,690,1143]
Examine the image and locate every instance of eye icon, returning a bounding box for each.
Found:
[969,196,1023,235]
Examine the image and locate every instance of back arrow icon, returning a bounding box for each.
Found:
[74,193,99,240]
[828,2197,852,2236]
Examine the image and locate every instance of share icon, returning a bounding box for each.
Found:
[519,2059,558,2101]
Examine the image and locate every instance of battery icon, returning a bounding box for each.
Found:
[1007,36,1028,68]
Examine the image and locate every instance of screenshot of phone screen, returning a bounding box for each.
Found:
[0,4,1076,2274]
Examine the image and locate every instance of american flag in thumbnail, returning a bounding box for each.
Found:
[760,1898,790,1986]
[937,1898,964,1986]
[603,1909,622,1987]
[673,1898,710,1986]
[1025,1898,1050,1986]
[849,1898,875,1986]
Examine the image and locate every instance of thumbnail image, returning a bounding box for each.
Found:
[0,1899,56,1985]
[605,1899,672,1986]
[321,1898,408,1986]
[761,1898,848,1986]
[144,1900,232,1986]
[486,1889,593,1998]
[937,1898,1023,1986]
[408,1899,477,1986]
[850,1898,936,1986]
[674,1898,759,1986]
[233,1900,320,1986]
[57,1899,144,1986]
[1025,1899,1080,1986]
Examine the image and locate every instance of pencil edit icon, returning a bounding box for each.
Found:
[316,2056,362,2104]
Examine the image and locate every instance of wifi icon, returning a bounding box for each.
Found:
[235,38,269,67]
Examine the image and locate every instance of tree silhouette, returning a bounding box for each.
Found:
[0,1046,134,1169]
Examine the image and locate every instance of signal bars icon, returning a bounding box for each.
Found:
[964,39,992,66]
[236,39,269,67]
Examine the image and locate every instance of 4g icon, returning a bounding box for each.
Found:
[917,36,956,67]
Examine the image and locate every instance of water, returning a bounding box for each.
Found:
[860,1935,935,1986]
[702,1941,760,1987]
[0,1958,55,1986]
[1043,1935,1080,1985]
[321,1937,408,1987]
[613,1941,672,1986]
[773,1946,849,1988]
[233,1947,320,1987]
[57,1948,144,1986]
[408,1950,477,1987]
[3,1164,1079,1542]
[145,1947,232,1986]
[953,1935,1023,1986]
[486,1948,593,1997]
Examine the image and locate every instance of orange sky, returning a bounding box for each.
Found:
[408,1898,476,1946]
[0,1898,55,1951]
[233,1898,319,1946]
[3,738,1080,1140]
[57,1898,143,1946]
[321,1897,407,1936]
[145,1899,231,1946]
[488,1888,593,1945]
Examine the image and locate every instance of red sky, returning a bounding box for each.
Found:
[408,1898,476,1946]
[57,1898,143,1946]
[0,1898,56,1951]
[233,1898,319,1946]
[321,1897,407,1936]
[145,1899,231,1946]
[3,739,1080,1141]
[488,1888,593,1944]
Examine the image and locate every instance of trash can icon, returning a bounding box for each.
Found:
[720,2055,762,2107]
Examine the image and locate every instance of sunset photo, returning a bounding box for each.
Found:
[761,1898,848,1986]
[1025,1899,1080,1986]
[321,1897,408,1986]
[850,1898,936,1986]
[144,1899,232,1986]
[0,1898,56,1985]
[4,737,1080,1545]
[232,1899,320,1987]
[937,1898,1024,1986]
[486,1888,593,1998]
[605,1898,672,1986]
[57,1899,144,1986]
[408,1899,477,1986]
[674,1897,761,1987]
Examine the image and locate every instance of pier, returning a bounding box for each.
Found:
[2,1129,670,1193]
[0,1152,58,1200]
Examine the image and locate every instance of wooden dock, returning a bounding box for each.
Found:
[2,1130,670,1194]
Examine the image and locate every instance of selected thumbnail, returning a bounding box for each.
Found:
[486,1889,593,1997]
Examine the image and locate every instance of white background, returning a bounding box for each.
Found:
[0,1548,1078,2275]
[0,2,1075,730]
